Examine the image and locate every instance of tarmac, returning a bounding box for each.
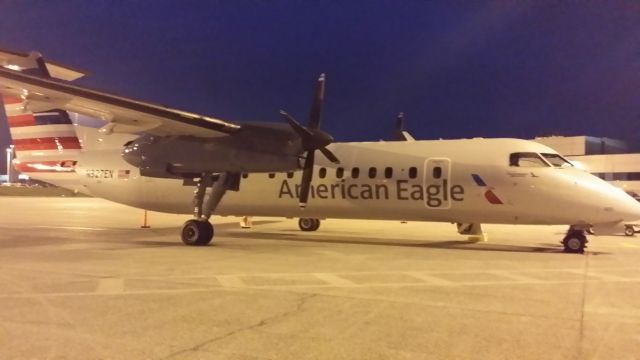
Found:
[0,197,639,360]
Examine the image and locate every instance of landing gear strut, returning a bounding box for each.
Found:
[298,218,321,231]
[180,172,240,246]
[562,228,588,253]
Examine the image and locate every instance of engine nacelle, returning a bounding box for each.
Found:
[121,123,303,178]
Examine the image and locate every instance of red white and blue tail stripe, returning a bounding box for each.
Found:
[0,50,83,178]
[2,95,81,174]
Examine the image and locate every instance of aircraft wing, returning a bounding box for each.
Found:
[0,66,241,137]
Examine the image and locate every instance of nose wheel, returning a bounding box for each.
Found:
[299,218,321,231]
[562,229,587,253]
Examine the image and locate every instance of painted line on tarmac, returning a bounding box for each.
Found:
[1,276,640,299]
[216,275,246,288]
[585,305,640,320]
[620,242,640,248]
[313,273,357,286]
[95,278,125,294]
[84,266,640,281]
[406,272,455,285]
[563,270,628,281]
[33,225,111,231]
[484,271,545,283]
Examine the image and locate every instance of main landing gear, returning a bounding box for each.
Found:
[180,172,240,246]
[182,220,214,246]
[562,227,588,253]
[298,218,321,231]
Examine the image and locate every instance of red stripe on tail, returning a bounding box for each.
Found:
[13,137,82,151]
[13,160,76,173]
[7,114,36,127]
[2,96,23,105]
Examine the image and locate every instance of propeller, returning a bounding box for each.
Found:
[280,73,339,208]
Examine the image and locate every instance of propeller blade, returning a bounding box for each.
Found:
[280,73,336,209]
[319,147,340,164]
[308,74,326,130]
[281,110,314,140]
[298,151,315,208]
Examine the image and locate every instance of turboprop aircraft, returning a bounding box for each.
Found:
[1,48,640,253]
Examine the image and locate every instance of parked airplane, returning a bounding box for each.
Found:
[1,48,639,253]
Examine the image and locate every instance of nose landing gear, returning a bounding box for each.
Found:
[298,218,321,231]
[562,228,588,253]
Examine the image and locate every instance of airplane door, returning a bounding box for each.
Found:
[424,158,451,209]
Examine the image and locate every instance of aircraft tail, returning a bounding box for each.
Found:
[393,112,416,141]
[2,96,81,174]
[0,50,83,183]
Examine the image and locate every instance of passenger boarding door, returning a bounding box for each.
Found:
[424,158,451,209]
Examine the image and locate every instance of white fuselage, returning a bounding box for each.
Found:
[36,131,640,227]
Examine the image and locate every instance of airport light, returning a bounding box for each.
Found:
[6,147,11,182]
[5,145,14,183]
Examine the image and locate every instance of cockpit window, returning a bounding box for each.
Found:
[541,153,573,168]
[509,152,549,167]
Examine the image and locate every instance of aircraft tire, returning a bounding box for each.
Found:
[562,231,586,253]
[181,219,214,246]
[624,225,635,236]
[299,218,320,232]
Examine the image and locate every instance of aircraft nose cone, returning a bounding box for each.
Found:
[618,194,640,222]
[572,171,640,224]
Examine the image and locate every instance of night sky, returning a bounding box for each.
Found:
[1,1,639,172]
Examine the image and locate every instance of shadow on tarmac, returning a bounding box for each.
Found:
[9,220,606,254]
[125,221,608,255]
[220,229,589,254]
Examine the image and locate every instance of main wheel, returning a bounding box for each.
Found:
[625,225,635,236]
[299,218,320,231]
[181,219,214,246]
[562,231,586,253]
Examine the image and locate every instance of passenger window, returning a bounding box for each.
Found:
[336,167,344,179]
[368,167,377,179]
[509,153,549,167]
[352,167,360,179]
[433,167,442,179]
[409,167,417,179]
[319,167,327,179]
[242,173,249,179]
[268,173,275,179]
[385,167,393,179]
[287,172,294,178]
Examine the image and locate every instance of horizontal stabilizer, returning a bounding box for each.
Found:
[0,48,87,81]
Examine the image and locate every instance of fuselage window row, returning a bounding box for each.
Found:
[265,167,418,180]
